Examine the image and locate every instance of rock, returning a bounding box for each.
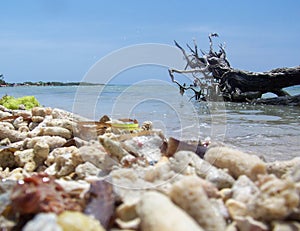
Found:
[122,134,163,163]
[271,221,300,231]
[115,217,141,230]
[45,118,78,133]
[23,136,67,151]
[18,125,30,133]
[0,125,27,142]
[75,162,101,179]
[31,115,44,123]
[169,151,234,189]
[204,146,267,180]
[227,174,299,221]
[14,149,36,172]
[55,179,90,198]
[0,122,14,130]
[45,146,83,177]
[33,141,50,165]
[0,137,11,146]
[39,126,72,139]
[99,136,129,161]
[231,175,259,204]
[250,174,299,221]
[23,213,62,231]
[0,110,12,118]
[235,216,268,231]
[31,107,51,117]
[266,157,300,178]
[78,142,116,171]
[116,202,138,222]
[210,198,230,220]
[136,191,204,231]
[13,116,28,129]
[226,199,248,218]
[0,148,16,168]
[57,211,105,231]
[169,175,226,231]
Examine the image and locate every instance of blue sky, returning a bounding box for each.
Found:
[0,0,299,83]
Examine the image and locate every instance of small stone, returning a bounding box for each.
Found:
[205,146,267,180]
[0,138,11,146]
[137,191,204,231]
[33,141,50,165]
[23,213,62,231]
[14,149,36,172]
[235,216,268,231]
[170,175,226,231]
[57,211,105,231]
[75,162,101,179]
[31,115,45,123]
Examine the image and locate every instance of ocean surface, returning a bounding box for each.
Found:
[1,84,299,162]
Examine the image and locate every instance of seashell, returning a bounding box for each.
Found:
[169,175,226,231]
[137,191,204,231]
[204,146,266,180]
[57,211,105,231]
[22,213,62,231]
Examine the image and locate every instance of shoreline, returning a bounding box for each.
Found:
[0,81,104,87]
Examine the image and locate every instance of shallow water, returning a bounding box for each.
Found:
[1,84,299,162]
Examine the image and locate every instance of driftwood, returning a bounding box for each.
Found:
[168,33,300,105]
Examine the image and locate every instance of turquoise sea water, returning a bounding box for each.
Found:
[1,84,299,161]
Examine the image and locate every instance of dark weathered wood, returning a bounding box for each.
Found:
[168,34,300,105]
[253,94,300,106]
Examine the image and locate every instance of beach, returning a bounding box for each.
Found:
[0,103,300,230]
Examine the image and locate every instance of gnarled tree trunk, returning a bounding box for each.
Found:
[168,34,300,105]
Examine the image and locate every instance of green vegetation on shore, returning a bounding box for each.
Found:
[0,95,40,109]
